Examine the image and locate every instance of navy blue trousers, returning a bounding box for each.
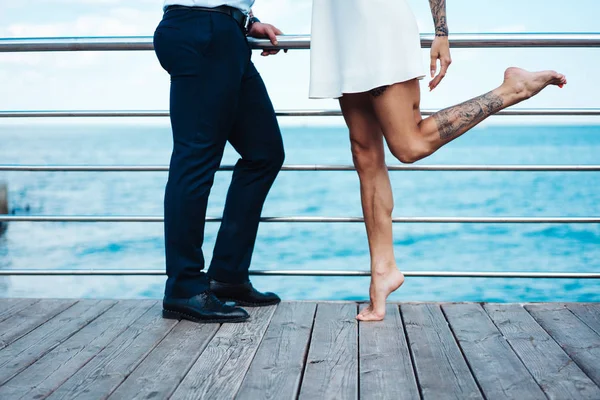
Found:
[153,9,284,299]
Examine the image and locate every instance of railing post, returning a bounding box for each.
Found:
[0,182,7,235]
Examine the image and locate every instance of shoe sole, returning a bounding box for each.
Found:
[162,309,249,324]
[219,298,281,307]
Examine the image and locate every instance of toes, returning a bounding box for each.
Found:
[357,305,385,321]
[357,312,385,322]
[554,74,567,85]
[357,309,372,321]
[550,74,567,88]
[357,305,386,321]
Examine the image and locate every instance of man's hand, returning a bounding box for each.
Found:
[429,36,451,91]
[247,22,287,56]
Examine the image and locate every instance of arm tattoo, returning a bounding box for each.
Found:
[429,0,449,37]
[370,85,389,98]
[433,92,504,140]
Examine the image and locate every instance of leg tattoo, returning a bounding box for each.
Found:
[433,91,504,140]
[370,85,389,98]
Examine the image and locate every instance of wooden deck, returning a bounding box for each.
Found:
[0,300,599,399]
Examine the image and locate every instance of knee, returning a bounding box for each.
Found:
[389,139,430,164]
[391,150,420,164]
[256,143,285,174]
[350,139,384,174]
[269,144,285,170]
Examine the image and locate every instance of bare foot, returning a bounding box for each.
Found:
[357,267,405,322]
[502,67,567,102]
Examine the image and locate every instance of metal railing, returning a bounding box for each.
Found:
[1,33,600,52]
[1,164,600,172]
[2,108,600,118]
[1,34,599,279]
[1,216,599,223]
[0,269,598,279]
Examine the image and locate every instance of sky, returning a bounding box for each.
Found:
[0,0,599,126]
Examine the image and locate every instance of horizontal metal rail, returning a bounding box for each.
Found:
[1,164,600,172]
[1,34,600,52]
[1,216,598,223]
[0,269,598,278]
[1,109,599,118]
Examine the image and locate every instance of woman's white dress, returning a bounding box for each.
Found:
[309,0,425,99]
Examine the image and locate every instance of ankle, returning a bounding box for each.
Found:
[497,82,526,105]
[371,261,398,277]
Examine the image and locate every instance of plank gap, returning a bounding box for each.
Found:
[295,303,318,400]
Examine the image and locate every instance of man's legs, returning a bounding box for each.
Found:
[208,62,284,285]
[155,10,249,299]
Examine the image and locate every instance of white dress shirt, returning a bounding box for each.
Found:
[163,0,255,13]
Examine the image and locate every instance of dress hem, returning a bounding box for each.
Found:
[309,73,426,99]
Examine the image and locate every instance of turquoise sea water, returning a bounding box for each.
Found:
[0,122,599,302]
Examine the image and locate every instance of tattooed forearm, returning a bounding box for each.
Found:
[433,92,504,140]
[428,0,448,36]
[370,85,389,98]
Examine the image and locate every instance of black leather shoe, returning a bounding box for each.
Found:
[162,291,249,323]
[210,280,281,307]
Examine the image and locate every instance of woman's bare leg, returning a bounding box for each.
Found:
[340,93,405,321]
[370,68,567,163]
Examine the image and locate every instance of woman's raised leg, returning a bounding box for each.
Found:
[370,68,567,163]
[340,93,405,322]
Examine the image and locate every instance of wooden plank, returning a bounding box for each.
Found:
[298,303,358,400]
[442,303,546,399]
[0,300,115,386]
[0,299,76,350]
[0,299,22,314]
[566,303,600,337]
[108,319,219,400]
[47,302,176,400]
[170,306,277,400]
[402,304,482,400]
[237,302,317,400]
[359,304,419,400]
[526,303,600,387]
[0,299,40,323]
[485,303,600,399]
[0,300,155,400]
